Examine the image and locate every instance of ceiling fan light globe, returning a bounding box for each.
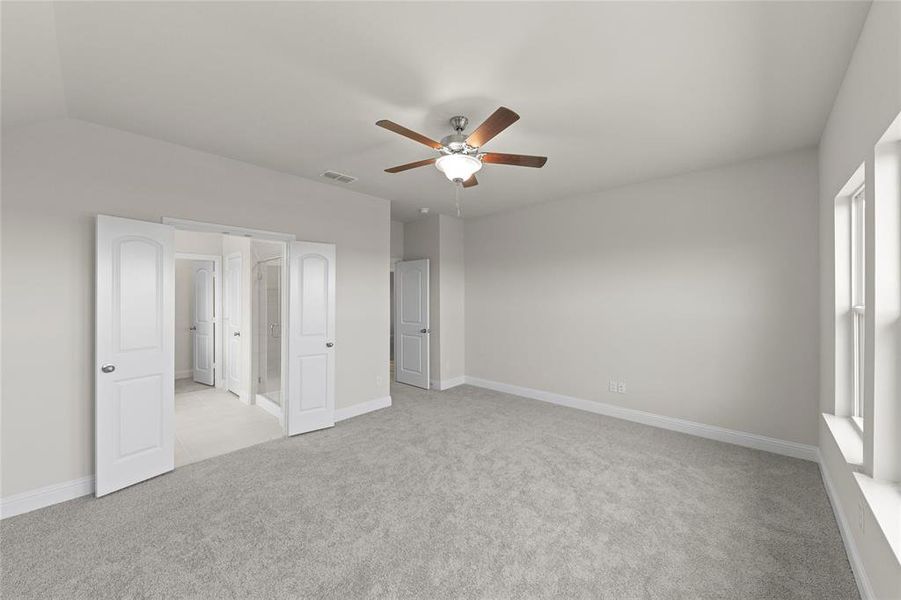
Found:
[436,154,482,183]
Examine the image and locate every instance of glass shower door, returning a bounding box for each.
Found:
[255,259,282,406]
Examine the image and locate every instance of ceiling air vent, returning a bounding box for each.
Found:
[320,170,357,184]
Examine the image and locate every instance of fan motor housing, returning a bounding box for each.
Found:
[440,116,479,153]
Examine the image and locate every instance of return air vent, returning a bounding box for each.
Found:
[320,170,357,184]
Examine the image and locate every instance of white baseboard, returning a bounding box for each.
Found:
[5,396,393,519]
[431,377,466,391]
[1,476,95,520]
[175,370,192,380]
[335,395,391,422]
[818,454,874,600]
[464,376,818,462]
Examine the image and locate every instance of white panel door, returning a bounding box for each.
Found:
[191,261,215,386]
[395,259,430,389]
[225,252,243,395]
[95,215,174,497]
[287,241,336,436]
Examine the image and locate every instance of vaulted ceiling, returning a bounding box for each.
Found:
[2,1,871,220]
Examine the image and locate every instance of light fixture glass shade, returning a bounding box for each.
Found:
[436,154,482,182]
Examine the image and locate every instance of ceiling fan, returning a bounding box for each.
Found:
[376,107,547,188]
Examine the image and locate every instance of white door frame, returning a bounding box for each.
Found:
[163,217,295,436]
[162,217,296,242]
[175,253,223,388]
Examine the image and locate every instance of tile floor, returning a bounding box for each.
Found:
[174,379,284,467]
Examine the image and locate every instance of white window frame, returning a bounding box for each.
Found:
[849,184,865,431]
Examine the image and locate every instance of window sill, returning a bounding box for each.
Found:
[823,413,863,470]
[822,413,901,566]
[854,473,901,565]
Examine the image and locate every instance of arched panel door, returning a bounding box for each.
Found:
[287,241,336,436]
[95,215,174,496]
[394,259,430,389]
[191,261,215,386]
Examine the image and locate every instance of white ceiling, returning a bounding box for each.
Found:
[3,2,870,221]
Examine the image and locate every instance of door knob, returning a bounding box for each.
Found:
[233,331,241,337]
[420,328,427,333]
[189,326,197,331]
[326,342,334,348]
[101,364,116,373]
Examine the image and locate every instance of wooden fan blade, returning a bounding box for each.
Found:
[465,107,520,148]
[462,174,478,188]
[384,157,437,173]
[481,152,547,168]
[376,120,443,150]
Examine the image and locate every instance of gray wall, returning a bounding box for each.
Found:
[403,214,465,387]
[1,118,391,497]
[438,215,465,384]
[390,220,404,260]
[465,148,819,445]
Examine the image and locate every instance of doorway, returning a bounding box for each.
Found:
[172,234,285,467]
[95,215,338,496]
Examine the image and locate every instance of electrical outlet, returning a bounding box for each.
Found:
[617,382,627,394]
[608,380,627,394]
[608,380,617,392]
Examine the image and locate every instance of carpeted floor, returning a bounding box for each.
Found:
[1,383,857,599]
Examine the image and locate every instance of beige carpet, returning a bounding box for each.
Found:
[1,382,857,599]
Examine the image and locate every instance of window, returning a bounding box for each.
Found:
[850,184,865,429]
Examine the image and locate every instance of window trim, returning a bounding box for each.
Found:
[849,184,866,424]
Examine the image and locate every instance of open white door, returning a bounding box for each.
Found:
[191,261,215,386]
[395,259,430,389]
[225,252,243,395]
[287,241,336,436]
[96,215,174,497]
